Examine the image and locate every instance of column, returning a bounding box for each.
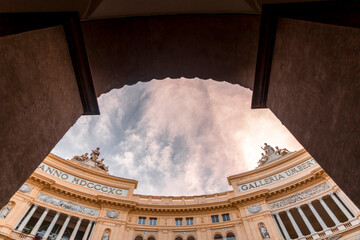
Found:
[82,221,93,240]
[308,202,328,230]
[335,192,356,217]
[56,215,71,240]
[272,215,285,240]
[30,208,50,235]
[297,206,316,234]
[330,193,353,220]
[43,212,60,239]
[286,210,303,238]
[274,213,291,240]
[88,222,96,240]
[69,218,83,240]
[17,204,38,232]
[15,204,32,229]
[319,198,341,225]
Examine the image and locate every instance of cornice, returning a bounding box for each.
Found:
[27,166,327,214]
[229,169,326,205]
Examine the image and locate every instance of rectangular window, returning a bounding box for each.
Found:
[211,215,219,223]
[149,218,157,225]
[175,218,183,226]
[138,217,146,225]
[222,213,230,221]
[186,217,194,225]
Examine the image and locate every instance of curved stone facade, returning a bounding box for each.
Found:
[0,149,359,240]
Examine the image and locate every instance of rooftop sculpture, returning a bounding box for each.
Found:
[258,143,290,167]
[71,147,109,172]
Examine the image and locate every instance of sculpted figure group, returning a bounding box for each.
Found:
[258,143,290,166]
[71,147,109,172]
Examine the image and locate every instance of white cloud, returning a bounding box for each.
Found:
[51,78,302,196]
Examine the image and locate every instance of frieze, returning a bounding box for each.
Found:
[211,227,234,232]
[135,231,157,235]
[19,184,33,194]
[37,163,128,196]
[248,204,263,214]
[37,193,99,216]
[238,158,317,192]
[174,232,196,236]
[268,182,330,210]
[105,210,120,219]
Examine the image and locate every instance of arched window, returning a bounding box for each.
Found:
[175,237,183,240]
[214,234,223,240]
[148,237,156,240]
[226,232,236,240]
[187,237,196,240]
[135,236,144,240]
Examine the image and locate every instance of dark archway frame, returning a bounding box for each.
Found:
[0,1,359,208]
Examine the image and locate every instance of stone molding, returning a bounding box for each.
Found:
[37,193,99,216]
[268,182,330,210]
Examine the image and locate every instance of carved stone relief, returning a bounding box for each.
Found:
[0,203,12,219]
[106,210,120,219]
[268,182,330,210]
[248,204,263,214]
[19,184,33,194]
[37,193,99,216]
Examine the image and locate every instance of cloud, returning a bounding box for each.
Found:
[51,78,302,196]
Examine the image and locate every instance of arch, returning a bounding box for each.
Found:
[147,237,156,240]
[175,237,183,240]
[102,228,111,240]
[226,232,236,240]
[135,236,144,240]
[258,222,270,239]
[214,233,223,240]
[187,237,196,240]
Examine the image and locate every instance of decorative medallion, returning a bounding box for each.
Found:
[37,193,99,216]
[19,184,33,194]
[106,210,120,219]
[248,204,263,214]
[268,182,330,210]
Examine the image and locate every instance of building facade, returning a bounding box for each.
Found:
[0,149,359,240]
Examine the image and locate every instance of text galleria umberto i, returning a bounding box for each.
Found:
[0,146,359,240]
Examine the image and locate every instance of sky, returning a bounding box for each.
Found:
[51,78,302,196]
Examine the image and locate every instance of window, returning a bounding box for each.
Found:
[187,237,195,240]
[222,213,230,222]
[175,237,183,240]
[148,237,156,240]
[149,218,157,225]
[226,232,236,240]
[186,217,194,225]
[135,237,143,240]
[175,218,183,226]
[214,234,223,240]
[138,217,146,225]
[211,215,219,223]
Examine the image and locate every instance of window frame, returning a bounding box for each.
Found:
[222,213,230,222]
[175,218,183,226]
[138,217,146,225]
[211,215,220,223]
[186,217,194,225]
[149,217,157,225]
